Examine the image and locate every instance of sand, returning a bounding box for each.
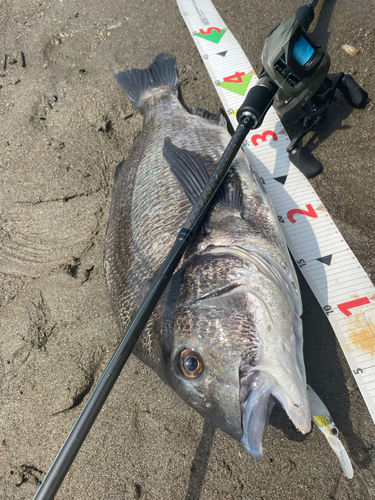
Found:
[1,0,375,498]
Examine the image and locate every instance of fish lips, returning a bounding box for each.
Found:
[240,370,311,457]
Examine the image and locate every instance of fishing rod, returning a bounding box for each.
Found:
[33,1,367,498]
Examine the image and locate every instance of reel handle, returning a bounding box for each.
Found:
[287,142,323,178]
[338,74,369,108]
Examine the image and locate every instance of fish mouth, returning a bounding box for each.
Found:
[240,370,311,457]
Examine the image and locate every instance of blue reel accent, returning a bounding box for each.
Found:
[293,36,315,66]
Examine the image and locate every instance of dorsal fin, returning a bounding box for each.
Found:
[163,138,242,211]
[191,107,227,128]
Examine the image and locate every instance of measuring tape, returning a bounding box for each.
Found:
[176,0,375,424]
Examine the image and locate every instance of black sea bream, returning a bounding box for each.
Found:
[104,53,311,456]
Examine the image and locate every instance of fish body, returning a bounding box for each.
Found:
[104,53,311,456]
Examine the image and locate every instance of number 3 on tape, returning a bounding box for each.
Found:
[251,130,278,146]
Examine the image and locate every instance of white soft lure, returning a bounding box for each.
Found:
[307,384,353,479]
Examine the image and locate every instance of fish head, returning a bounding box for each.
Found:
[167,253,310,457]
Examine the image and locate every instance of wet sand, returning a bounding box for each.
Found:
[1,0,375,498]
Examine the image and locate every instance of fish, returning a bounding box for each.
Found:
[104,53,311,457]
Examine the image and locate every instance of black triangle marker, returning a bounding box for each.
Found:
[274,175,287,185]
[316,255,333,266]
[217,51,227,57]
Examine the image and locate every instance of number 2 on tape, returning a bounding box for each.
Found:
[287,204,318,224]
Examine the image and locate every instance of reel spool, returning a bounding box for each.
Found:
[262,16,330,118]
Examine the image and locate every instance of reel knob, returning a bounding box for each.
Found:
[338,74,369,108]
[287,140,323,178]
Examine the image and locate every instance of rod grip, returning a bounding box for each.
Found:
[236,76,278,128]
[295,5,315,31]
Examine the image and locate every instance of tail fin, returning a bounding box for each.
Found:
[115,53,177,111]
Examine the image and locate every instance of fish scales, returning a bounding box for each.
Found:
[104,53,311,457]
[105,96,230,361]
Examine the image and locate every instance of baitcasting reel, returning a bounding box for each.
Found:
[237,0,368,178]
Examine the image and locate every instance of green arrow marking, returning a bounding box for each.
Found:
[195,29,227,44]
[219,73,253,96]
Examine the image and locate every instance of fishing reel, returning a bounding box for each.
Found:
[237,0,368,178]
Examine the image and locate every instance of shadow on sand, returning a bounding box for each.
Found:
[185,421,216,500]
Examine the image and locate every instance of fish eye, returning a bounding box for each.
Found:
[178,349,203,378]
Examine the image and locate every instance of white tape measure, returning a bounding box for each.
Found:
[177,0,375,424]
